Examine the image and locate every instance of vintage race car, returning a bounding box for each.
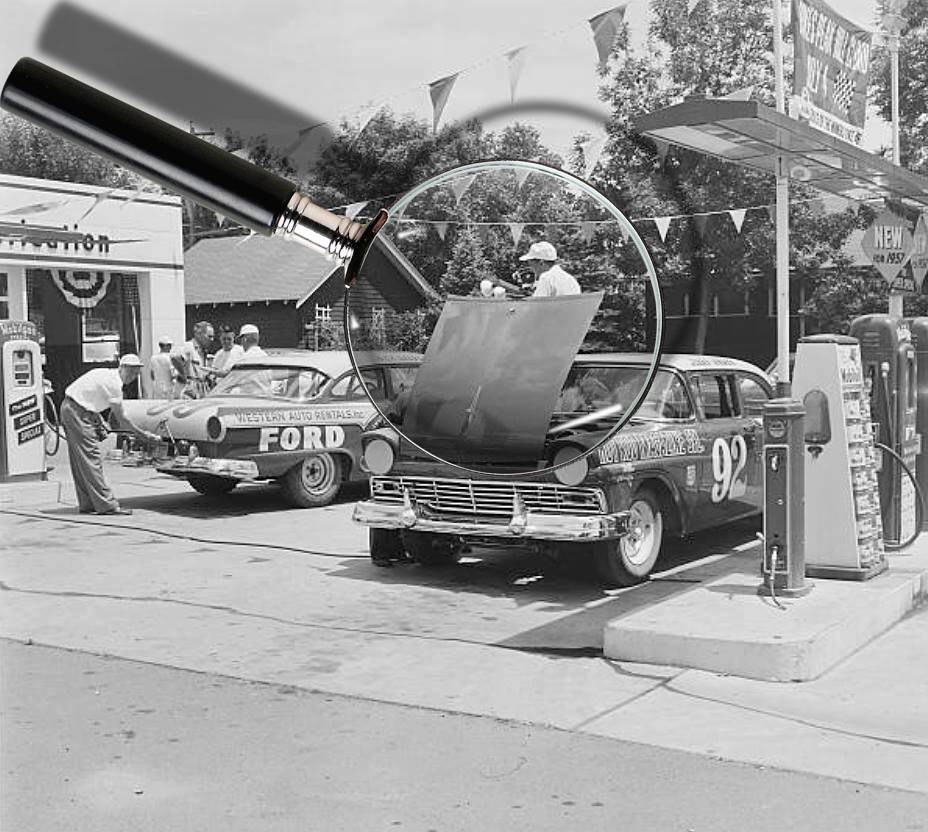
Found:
[118,350,420,507]
[353,343,774,586]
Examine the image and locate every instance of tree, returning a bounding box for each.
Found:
[871,0,928,175]
[0,113,141,187]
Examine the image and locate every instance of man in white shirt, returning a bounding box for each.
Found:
[518,241,581,297]
[209,327,245,379]
[171,320,214,398]
[238,323,267,359]
[149,335,177,398]
[61,354,162,515]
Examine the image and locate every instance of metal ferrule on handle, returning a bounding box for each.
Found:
[0,57,387,285]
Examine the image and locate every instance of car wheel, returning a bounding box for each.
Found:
[187,475,238,496]
[400,530,463,566]
[279,453,342,508]
[593,488,663,587]
[369,528,405,565]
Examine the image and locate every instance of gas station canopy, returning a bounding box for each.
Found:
[635,97,928,212]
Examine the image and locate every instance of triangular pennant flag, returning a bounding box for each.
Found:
[687,0,702,12]
[514,166,533,190]
[505,46,528,104]
[654,216,672,242]
[77,189,117,222]
[766,204,777,223]
[451,172,479,205]
[693,214,709,238]
[429,73,459,133]
[509,222,526,247]
[580,222,596,244]
[617,221,631,242]
[729,208,747,233]
[588,5,627,67]
[215,212,226,227]
[721,86,754,101]
[345,201,367,221]
[579,134,607,179]
[434,222,449,241]
[356,102,382,136]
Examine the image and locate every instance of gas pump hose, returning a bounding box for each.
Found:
[874,441,925,551]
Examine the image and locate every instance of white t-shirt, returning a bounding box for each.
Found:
[211,344,244,374]
[531,264,581,297]
[65,368,124,413]
[240,345,268,361]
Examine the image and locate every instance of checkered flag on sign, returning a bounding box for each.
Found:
[832,71,855,117]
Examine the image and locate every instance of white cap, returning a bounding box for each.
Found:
[492,286,507,298]
[479,279,494,297]
[157,334,173,345]
[238,324,259,337]
[519,241,557,262]
[119,353,143,367]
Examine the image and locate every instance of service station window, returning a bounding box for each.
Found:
[0,272,9,319]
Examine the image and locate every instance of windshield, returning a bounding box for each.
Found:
[555,366,692,421]
[209,365,330,401]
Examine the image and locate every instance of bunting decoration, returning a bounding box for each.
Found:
[356,102,383,136]
[514,167,533,190]
[654,216,673,242]
[505,47,528,103]
[578,134,607,178]
[433,222,449,241]
[588,5,627,68]
[509,222,526,247]
[52,269,112,309]
[580,222,596,243]
[214,212,226,227]
[429,73,459,133]
[451,172,479,205]
[729,208,747,233]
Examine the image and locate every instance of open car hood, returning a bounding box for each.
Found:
[403,292,603,467]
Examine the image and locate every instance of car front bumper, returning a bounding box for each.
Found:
[352,499,629,541]
[157,456,260,481]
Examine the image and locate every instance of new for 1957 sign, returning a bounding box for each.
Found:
[861,210,914,284]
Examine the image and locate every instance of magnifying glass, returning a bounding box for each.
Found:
[2,58,663,477]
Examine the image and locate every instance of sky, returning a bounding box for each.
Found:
[0,0,890,177]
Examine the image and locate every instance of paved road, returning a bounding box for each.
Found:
[4,639,927,832]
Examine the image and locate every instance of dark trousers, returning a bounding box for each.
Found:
[60,397,119,514]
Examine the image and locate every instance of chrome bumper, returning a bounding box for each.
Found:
[352,500,629,541]
[156,457,260,481]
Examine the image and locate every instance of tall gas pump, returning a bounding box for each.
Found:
[906,317,928,528]
[850,315,919,546]
[0,321,46,482]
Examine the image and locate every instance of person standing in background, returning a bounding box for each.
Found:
[517,241,581,297]
[238,324,267,359]
[209,327,245,379]
[60,354,162,516]
[149,335,177,398]
[171,320,214,398]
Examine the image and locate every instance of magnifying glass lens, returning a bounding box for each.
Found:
[347,160,662,476]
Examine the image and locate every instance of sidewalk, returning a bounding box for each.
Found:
[2,455,927,795]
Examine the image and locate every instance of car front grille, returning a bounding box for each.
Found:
[369,476,606,516]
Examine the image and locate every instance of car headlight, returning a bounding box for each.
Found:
[364,437,395,475]
[552,445,589,486]
[206,416,223,440]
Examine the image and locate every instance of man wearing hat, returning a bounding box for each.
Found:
[518,241,581,297]
[60,355,162,516]
[149,335,177,399]
[237,323,267,359]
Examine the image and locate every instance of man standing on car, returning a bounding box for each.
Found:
[61,354,162,516]
[518,241,580,297]
[171,320,214,398]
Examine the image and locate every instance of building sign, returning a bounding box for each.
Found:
[911,214,928,292]
[860,210,914,285]
[0,221,111,254]
[790,0,872,146]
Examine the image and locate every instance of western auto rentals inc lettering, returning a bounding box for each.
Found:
[259,424,346,452]
[227,407,369,427]
[597,428,705,465]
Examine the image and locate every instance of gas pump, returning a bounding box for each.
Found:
[906,317,928,528]
[0,322,46,482]
[850,315,920,547]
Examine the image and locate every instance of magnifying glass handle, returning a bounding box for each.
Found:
[0,57,386,284]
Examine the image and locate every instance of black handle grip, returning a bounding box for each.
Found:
[1,58,295,233]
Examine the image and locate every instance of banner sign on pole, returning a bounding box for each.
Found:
[790,0,872,146]
[860,210,914,285]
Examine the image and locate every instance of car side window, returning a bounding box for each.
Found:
[693,373,738,419]
[737,374,771,412]
[327,369,384,400]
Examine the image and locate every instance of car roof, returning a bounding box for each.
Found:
[573,352,768,376]
[232,349,422,375]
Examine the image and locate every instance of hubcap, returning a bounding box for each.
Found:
[622,500,656,568]
[301,454,335,493]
